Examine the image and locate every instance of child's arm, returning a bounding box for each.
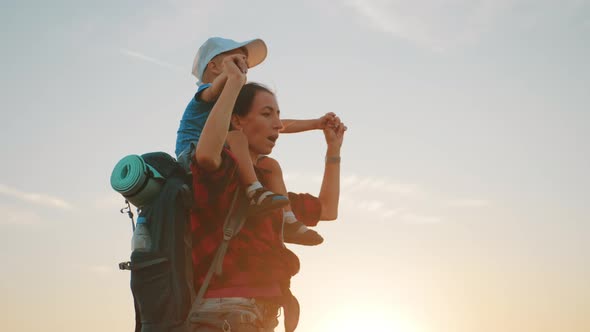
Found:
[199,72,228,103]
[280,112,336,134]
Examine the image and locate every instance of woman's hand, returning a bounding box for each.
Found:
[323,117,347,150]
[221,54,247,86]
[315,112,336,130]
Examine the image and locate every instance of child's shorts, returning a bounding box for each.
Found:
[177,142,196,173]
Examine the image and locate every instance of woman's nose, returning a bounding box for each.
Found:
[273,115,283,129]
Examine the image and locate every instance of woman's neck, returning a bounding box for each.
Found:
[249,151,259,164]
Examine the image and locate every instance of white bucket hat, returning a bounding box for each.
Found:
[192,37,267,84]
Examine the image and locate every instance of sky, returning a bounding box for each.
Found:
[1,0,589,331]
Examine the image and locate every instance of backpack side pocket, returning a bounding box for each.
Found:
[130,251,173,324]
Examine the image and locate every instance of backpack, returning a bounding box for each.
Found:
[115,152,247,332]
[116,152,194,332]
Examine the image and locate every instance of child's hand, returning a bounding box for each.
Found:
[225,54,248,73]
[222,54,248,84]
[317,112,337,129]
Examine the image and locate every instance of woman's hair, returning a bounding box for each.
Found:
[232,82,274,117]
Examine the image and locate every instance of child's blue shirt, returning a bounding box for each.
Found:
[175,83,213,158]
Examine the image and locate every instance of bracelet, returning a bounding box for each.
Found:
[325,156,341,164]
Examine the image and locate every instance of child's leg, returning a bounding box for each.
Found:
[257,156,324,246]
[177,143,196,173]
[226,133,258,186]
[225,131,289,215]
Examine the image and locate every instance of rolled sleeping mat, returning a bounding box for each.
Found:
[110,154,165,208]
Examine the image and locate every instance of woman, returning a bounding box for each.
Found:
[187,57,346,331]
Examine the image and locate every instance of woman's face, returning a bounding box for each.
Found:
[238,90,282,157]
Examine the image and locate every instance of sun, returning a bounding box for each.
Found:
[317,310,421,332]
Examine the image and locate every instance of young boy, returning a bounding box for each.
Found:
[176,37,329,245]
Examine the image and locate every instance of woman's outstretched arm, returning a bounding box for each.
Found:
[318,118,347,220]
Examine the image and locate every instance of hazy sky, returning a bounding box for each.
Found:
[1,1,589,331]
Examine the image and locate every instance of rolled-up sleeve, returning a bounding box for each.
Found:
[192,148,238,182]
[287,192,321,227]
[191,148,238,209]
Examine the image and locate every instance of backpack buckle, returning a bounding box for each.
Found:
[119,261,132,270]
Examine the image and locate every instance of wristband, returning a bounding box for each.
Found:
[325,156,341,164]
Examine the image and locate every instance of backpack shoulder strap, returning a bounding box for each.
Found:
[187,187,247,318]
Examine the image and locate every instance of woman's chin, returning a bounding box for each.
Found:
[254,146,273,156]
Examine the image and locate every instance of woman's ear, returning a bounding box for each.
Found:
[230,114,242,130]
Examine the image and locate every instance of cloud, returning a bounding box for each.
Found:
[381,208,402,218]
[343,0,505,51]
[444,198,491,208]
[287,171,431,220]
[88,265,116,277]
[342,0,587,52]
[0,184,73,210]
[114,1,215,52]
[93,192,128,211]
[284,172,488,224]
[342,174,423,197]
[120,49,183,72]
[400,213,443,224]
[340,194,439,222]
[90,265,111,273]
[0,205,42,226]
[358,199,384,212]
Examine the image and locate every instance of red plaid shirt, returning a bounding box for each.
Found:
[190,148,321,298]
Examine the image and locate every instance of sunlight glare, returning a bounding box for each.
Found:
[319,310,421,332]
